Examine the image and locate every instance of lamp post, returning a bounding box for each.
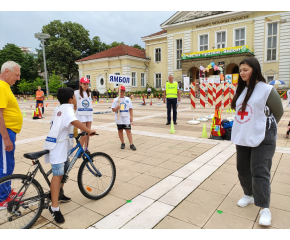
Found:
[104,70,108,101]
[35,33,50,97]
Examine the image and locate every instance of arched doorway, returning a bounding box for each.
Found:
[188,67,199,83]
[96,74,106,94]
[226,63,239,74]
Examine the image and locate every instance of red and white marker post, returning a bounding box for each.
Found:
[206,83,214,119]
[197,83,208,122]
[228,83,237,120]
[187,83,200,125]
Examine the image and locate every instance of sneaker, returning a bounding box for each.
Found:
[49,206,65,224]
[121,143,125,149]
[237,195,254,207]
[259,208,271,226]
[0,197,11,210]
[166,122,170,125]
[59,194,71,203]
[174,122,177,125]
[130,144,136,151]
[8,188,24,199]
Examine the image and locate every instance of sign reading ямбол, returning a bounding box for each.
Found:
[181,45,253,60]
[109,74,131,86]
[196,15,249,28]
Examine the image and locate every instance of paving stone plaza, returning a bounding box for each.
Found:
[5,97,290,229]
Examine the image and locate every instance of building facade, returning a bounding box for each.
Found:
[76,11,290,92]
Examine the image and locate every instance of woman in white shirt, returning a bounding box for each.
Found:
[74,77,93,151]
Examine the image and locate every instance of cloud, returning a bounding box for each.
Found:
[0,11,176,52]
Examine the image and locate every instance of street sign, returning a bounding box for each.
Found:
[34,33,50,39]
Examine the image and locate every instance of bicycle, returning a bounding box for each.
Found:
[0,132,116,229]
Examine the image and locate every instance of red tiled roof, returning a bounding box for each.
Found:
[143,30,167,38]
[76,44,146,62]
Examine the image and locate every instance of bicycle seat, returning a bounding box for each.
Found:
[24,150,50,160]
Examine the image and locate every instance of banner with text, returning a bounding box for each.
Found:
[181,45,253,60]
[109,74,131,86]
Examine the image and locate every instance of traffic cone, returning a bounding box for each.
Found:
[38,107,42,119]
[170,121,175,134]
[142,96,146,105]
[201,123,208,138]
[33,110,37,119]
[283,92,287,100]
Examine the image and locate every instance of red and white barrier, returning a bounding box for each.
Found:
[197,84,208,122]
[215,84,222,108]
[223,82,230,109]
[200,84,206,108]
[207,83,213,107]
[190,83,196,109]
[188,83,200,125]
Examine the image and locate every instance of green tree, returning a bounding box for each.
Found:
[31,77,45,91]
[48,71,65,93]
[130,44,144,50]
[106,41,125,49]
[37,20,92,80]
[87,36,108,56]
[17,79,32,94]
[0,43,39,92]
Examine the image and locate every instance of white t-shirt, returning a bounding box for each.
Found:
[48,105,77,165]
[75,90,93,123]
[147,88,151,92]
[111,97,133,125]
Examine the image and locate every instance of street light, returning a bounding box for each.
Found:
[104,69,108,101]
[35,33,50,97]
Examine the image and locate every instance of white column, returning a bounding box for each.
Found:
[167,34,174,77]
[279,13,290,87]
[254,18,265,72]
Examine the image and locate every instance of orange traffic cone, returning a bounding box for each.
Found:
[142,96,146,105]
[283,92,287,100]
[38,107,42,119]
[33,110,38,119]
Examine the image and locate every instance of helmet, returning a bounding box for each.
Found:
[80,77,90,83]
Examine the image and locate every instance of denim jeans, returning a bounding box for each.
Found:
[236,120,276,208]
[166,98,177,123]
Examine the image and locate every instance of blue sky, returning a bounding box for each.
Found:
[0,11,176,52]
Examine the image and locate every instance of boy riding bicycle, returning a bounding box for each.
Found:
[43,87,96,223]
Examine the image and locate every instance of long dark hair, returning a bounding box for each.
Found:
[231,57,266,112]
[79,84,90,98]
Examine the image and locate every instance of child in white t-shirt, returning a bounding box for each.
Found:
[44,87,96,224]
[112,86,136,150]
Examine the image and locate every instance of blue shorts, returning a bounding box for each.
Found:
[0,129,16,202]
[51,160,69,176]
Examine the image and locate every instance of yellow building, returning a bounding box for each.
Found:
[76,44,149,94]
[76,11,290,92]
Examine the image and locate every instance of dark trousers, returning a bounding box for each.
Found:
[36,100,44,114]
[286,121,290,135]
[166,98,177,123]
[236,120,276,208]
[108,93,111,98]
[147,91,151,99]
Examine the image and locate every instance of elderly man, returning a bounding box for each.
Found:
[0,61,23,208]
[163,74,181,125]
[36,86,45,114]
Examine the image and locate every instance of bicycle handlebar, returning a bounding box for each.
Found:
[75,131,98,142]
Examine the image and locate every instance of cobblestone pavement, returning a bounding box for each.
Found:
[4,97,290,229]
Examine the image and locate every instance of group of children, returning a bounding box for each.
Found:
[43,77,135,223]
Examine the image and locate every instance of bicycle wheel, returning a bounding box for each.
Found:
[0,174,44,229]
[77,152,116,200]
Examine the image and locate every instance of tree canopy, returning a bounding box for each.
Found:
[0,43,40,92]
[36,20,144,81]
